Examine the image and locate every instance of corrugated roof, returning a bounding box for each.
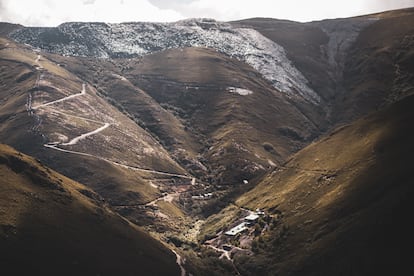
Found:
[244,214,259,221]
[225,222,248,236]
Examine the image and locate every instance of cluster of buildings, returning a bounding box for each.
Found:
[225,209,265,236]
[191,192,213,200]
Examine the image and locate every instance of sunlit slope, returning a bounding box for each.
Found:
[234,95,414,275]
[0,144,179,276]
[0,37,187,206]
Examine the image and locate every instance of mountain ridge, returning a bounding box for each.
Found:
[8,18,321,104]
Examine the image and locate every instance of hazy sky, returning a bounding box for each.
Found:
[1,0,413,26]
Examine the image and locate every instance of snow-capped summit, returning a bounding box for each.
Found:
[11,19,320,103]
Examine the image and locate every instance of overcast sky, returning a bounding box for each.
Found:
[1,0,413,26]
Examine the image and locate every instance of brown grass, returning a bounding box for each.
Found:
[0,144,180,276]
[233,94,414,275]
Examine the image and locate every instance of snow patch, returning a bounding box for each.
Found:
[162,193,176,203]
[227,87,253,96]
[11,20,320,103]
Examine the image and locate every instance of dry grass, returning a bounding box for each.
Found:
[1,37,187,212]
[0,144,180,276]
[122,47,322,185]
[232,94,414,275]
[198,204,242,241]
[157,200,185,219]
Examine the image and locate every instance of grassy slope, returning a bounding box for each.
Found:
[0,23,22,37]
[43,47,326,220]
[0,37,185,207]
[230,18,333,102]
[339,10,414,123]
[232,94,414,275]
[0,38,46,152]
[0,144,179,276]
[123,47,323,184]
[234,8,414,127]
[45,53,202,164]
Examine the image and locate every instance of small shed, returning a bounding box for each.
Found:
[256,209,265,216]
[244,213,259,223]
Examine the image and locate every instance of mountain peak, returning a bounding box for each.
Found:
[10,19,321,103]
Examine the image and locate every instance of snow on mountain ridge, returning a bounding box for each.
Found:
[10,20,320,103]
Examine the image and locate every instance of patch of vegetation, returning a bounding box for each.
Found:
[278,127,305,141]
[198,204,242,242]
[184,248,235,276]
[262,141,275,153]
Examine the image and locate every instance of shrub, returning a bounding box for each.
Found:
[262,142,275,152]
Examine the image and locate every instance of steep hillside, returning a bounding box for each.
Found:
[5,9,413,191]
[0,36,200,235]
[9,19,321,103]
[0,37,184,173]
[0,22,21,37]
[119,47,323,184]
[234,8,414,124]
[0,144,180,276]
[197,95,414,275]
[4,18,333,187]
[37,46,327,221]
[232,16,375,107]
[338,9,414,122]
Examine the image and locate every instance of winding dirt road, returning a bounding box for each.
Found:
[61,123,110,146]
[32,83,86,110]
[30,55,192,179]
[172,250,186,276]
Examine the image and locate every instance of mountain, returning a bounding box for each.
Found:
[8,19,321,103]
[0,19,329,221]
[1,7,414,275]
[0,144,180,275]
[0,35,196,234]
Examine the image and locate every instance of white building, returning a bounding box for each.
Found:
[244,214,259,225]
[225,222,248,236]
